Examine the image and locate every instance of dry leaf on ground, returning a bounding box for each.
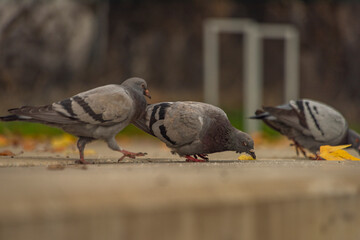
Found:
[238,153,255,160]
[0,150,16,157]
[51,134,76,152]
[319,144,360,161]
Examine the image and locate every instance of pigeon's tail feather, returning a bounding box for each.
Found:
[0,114,28,122]
[8,105,52,116]
[2,105,77,125]
[249,109,269,119]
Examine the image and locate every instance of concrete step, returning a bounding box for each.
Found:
[0,142,360,240]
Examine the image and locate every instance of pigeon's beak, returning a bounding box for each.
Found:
[247,149,256,159]
[144,89,151,99]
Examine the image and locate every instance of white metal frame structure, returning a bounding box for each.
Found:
[203,18,299,133]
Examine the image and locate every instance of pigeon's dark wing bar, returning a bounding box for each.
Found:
[52,85,132,126]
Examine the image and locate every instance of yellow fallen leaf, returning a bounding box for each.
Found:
[238,153,255,160]
[321,144,352,152]
[51,134,76,152]
[319,144,360,161]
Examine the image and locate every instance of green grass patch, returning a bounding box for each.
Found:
[224,108,282,140]
[120,124,150,137]
[350,124,360,134]
[261,124,282,140]
[225,109,244,130]
[0,121,150,137]
[0,122,64,136]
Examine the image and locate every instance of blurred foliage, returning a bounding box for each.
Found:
[261,124,283,140]
[221,109,282,140]
[350,125,360,134]
[0,122,148,138]
[1,0,360,122]
[7,108,356,142]
[224,109,244,131]
[0,122,64,137]
[0,110,358,143]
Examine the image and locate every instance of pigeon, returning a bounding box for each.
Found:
[250,99,360,157]
[133,101,256,162]
[0,77,151,164]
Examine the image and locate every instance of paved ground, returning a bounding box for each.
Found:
[0,137,316,166]
[1,138,360,240]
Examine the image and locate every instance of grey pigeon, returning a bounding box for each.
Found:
[0,77,151,164]
[133,101,256,161]
[250,99,360,157]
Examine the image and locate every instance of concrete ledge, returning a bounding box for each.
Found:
[1,160,360,240]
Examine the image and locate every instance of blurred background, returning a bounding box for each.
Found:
[0,0,359,132]
[2,2,360,239]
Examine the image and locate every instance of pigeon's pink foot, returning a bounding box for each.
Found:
[118,150,147,162]
[76,137,92,164]
[185,155,207,162]
[75,157,90,164]
[76,158,89,164]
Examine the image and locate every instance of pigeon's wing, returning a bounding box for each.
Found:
[290,99,348,142]
[163,102,204,146]
[2,84,134,127]
[264,99,348,143]
[263,101,308,134]
[52,84,133,126]
[138,102,203,147]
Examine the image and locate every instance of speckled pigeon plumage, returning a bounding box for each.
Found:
[133,101,256,162]
[0,77,151,163]
[251,99,360,157]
